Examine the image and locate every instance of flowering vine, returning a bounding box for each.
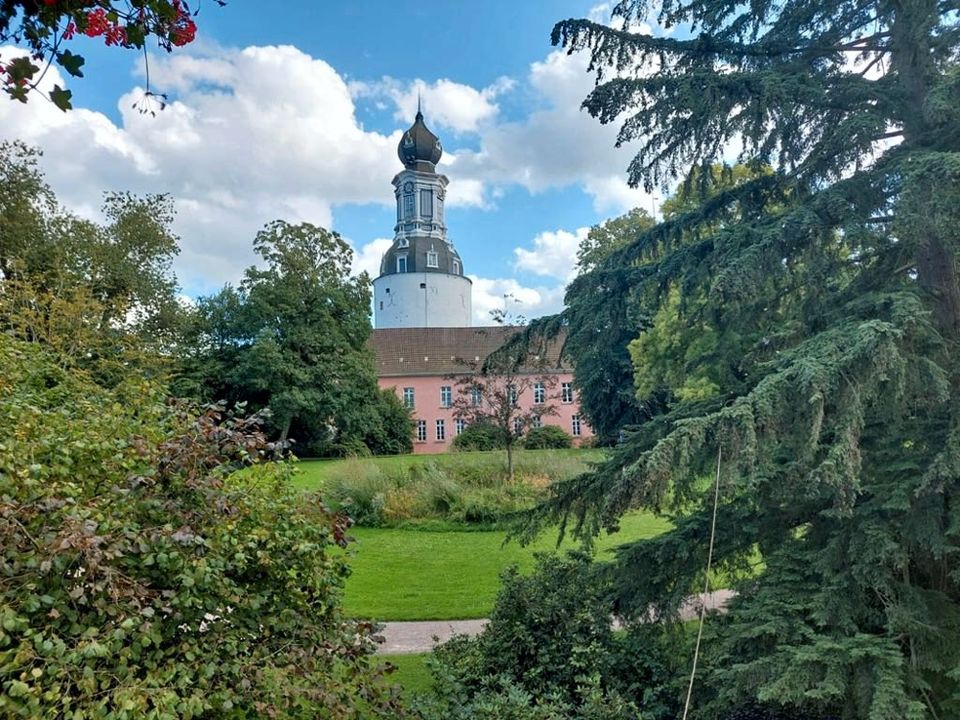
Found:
[0,0,220,111]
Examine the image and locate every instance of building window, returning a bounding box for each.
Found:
[513,417,523,436]
[420,189,433,218]
[507,385,518,407]
[452,259,460,275]
[396,254,408,273]
[571,414,582,437]
[562,382,574,404]
[404,194,414,218]
[403,387,415,408]
[436,419,446,441]
[440,385,452,407]
[470,385,482,406]
[417,419,427,442]
[531,415,542,429]
[533,382,545,405]
[426,251,439,268]
[455,418,466,436]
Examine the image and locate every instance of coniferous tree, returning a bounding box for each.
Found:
[525,2,960,717]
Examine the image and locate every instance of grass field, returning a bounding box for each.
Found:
[383,654,433,696]
[342,511,671,620]
[290,448,604,492]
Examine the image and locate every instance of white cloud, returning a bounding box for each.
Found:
[0,44,405,293]
[468,275,567,326]
[448,47,658,215]
[351,237,392,279]
[514,227,589,282]
[352,76,514,134]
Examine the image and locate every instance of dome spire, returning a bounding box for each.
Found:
[398,100,442,170]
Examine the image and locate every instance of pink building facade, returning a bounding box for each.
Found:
[370,327,593,455]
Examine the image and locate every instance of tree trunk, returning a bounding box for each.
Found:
[916,236,960,343]
[506,441,514,482]
[279,415,292,447]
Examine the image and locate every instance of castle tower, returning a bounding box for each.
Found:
[373,107,472,328]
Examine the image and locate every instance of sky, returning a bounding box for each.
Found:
[0,1,670,325]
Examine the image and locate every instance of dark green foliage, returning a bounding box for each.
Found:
[523,425,573,450]
[419,552,685,720]
[0,335,409,719]
[177,221,412,457]
[519,1,960,717]
[452,422,507,451]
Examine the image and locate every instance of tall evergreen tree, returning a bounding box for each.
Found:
[526,2,960,717]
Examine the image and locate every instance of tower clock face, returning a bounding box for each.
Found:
[403,182,414,193]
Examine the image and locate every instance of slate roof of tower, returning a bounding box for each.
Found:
[379,236,465,277]
[369,327,570,377]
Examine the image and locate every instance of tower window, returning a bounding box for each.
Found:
[426,251,439,268]
[420,189,433,217]
[452,260,460,275]
[404,194,414,218]
[396,254,408,273]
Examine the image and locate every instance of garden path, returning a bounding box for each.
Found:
[377,589,735,654]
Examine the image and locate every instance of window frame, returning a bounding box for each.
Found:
[416,419,427,442]
[436,418,446,441]
[403,387,415,409]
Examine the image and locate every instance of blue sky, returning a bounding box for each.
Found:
[0,1,668,324]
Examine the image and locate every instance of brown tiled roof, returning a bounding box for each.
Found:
[369,326,569,377]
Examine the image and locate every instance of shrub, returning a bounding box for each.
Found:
[419,552,685,719]
[523,425,573,449]
[451,422,506,451]
[0,337,410,719]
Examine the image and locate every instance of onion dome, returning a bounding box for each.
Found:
[398,109,442,170]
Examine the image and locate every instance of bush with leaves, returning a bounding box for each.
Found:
[451,422,506,452]
[417,552,685,720]
[0,335,409,719]
[523,425,573,450]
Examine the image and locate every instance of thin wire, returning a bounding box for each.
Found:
[681,445,722,720]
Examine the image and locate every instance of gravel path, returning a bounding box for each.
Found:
[377,589,735,654]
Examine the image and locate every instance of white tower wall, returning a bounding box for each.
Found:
[374,272,472,328]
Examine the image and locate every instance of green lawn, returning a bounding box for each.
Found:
[383,653,433,696]
[343,511,671,620]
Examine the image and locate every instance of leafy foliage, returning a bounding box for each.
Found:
[519,0,960,717]
[0,141,185,384]
[0,335,408,719]
[0,0,215,109]
[523,425,573,450]
[418,552,684,720]
[177,220,412,457]
[451,421,506,452]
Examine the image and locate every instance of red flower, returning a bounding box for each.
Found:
[170,18,196,46]
[105,24,128,47]
[84,8,109,37]
[64,21,76,40]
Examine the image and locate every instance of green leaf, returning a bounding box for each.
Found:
[50,86,72,112]
[56,50,85,78]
